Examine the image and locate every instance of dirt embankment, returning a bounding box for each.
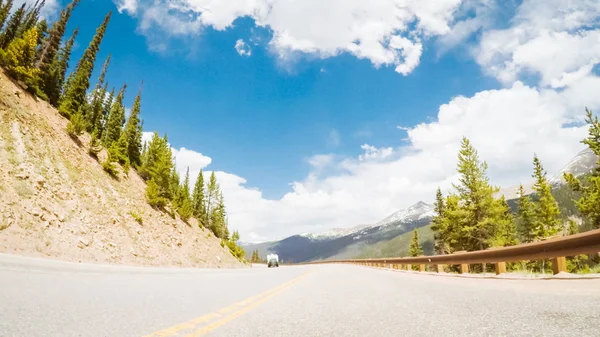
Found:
[0,69,244,268]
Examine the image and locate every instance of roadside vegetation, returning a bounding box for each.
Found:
[430,110,600,274]
[0,0,245,261]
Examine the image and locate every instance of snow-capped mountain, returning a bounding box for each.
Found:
[241,201,435,263]
[299,224,370,241]
[496,148,598,200]
[549,148,598,186]
[372,201,435,228]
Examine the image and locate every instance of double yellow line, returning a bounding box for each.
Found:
[143,271,311,337]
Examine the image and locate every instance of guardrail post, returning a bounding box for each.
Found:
[459,264,469,274]
[495,262,506,275]
[552,257,566,275]
[419,264,425,272]
[406,264,412,271]
[435,264,444,273]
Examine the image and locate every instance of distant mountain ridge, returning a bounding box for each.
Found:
[298,224,370,241]
[242,201,435,263]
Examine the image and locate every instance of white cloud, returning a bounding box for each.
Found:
[234,39,252,56]
[115,0,463,75]
[474,0,600,86]
[359,145,394,161]
[308,154,335,171]
[116,0,138,14]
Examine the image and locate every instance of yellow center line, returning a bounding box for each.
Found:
[185,272,310,336]
[142,271,311,337]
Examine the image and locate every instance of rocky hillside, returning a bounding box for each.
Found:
[0,69,244,268]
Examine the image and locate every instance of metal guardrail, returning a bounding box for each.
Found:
[304,229,600,275]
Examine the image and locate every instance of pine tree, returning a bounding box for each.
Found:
[169,165,181,205]
[88,55,110,133]
[209,191,227,239]
[102,84,126,147]
[207,171,219,233]
[59,11,111,118]
[36,0,79,69]
[98,86,114,136]
[44,27,77,106]
[177,167,193,222]
[409,229,423,257]
[565,109,600,229]
[0,27,39,83]
[226,230,245,260]
[0,0,14,31]
[0,3,25,49]
[531,154,562,239]
[192,170,207,226]
[217,192,229,239]
[430,187,448,254]
[453,137,499,252]
[516,184,535,243]
[66,107,84,137]
[488,196,518,247]
[34,18,47,45]
[143,133,173,208]
[122,86,143,167]
[18,0,45,38]
[251,249,260,263]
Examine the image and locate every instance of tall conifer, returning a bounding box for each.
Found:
[59,11,111,118]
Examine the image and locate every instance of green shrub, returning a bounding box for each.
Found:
[146,179,167,208]
[177,199,193,223]
[102,159,118,178]
[66,110,85,137]
[129,211,143,225]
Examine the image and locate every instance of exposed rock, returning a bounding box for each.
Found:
[54,210,66,222]
[77,237,90,247]
[30,207,42,217]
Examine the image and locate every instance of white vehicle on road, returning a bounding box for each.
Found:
[267,254,279,268]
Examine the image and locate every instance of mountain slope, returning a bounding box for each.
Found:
[243,201,435,263]
[549,148,598,185]
[0,69,243,268]
[353,224,435,259]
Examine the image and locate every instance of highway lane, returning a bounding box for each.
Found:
[1,254,599,337]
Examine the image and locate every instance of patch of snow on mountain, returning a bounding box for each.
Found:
[549,148,598,186]
[373,201,435,228]
[299,225,370,241]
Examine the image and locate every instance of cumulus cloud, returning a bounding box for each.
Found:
[234,39,252,56]
[115,0,138,14]
[115,0,463,75]
[474,0,600,86]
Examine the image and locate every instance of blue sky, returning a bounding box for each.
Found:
[49,0,600,241]
[67,0,500,198]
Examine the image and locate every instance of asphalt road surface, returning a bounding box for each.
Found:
[1,254,599,337]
